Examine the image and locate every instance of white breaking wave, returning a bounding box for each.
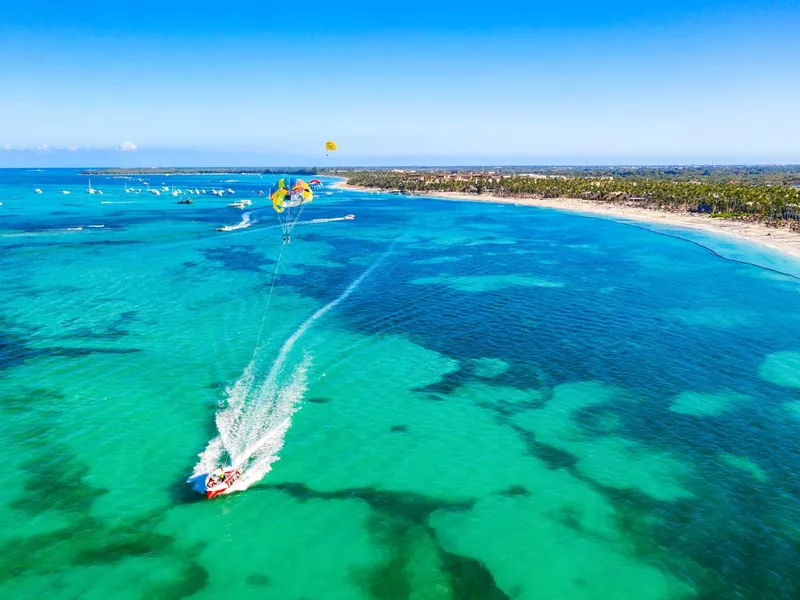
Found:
[191,251,388,493]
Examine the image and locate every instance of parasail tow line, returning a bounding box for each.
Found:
[251,241,286,361]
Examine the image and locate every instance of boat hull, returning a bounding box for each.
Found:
[204,467,242,499]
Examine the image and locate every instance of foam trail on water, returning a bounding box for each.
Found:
[219,214,353,240]
[192,249,389,493]
[300,216,351,225]
[219,211,254,231]
[2,227,85,237]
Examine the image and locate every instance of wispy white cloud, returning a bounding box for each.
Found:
[2,143,133,153]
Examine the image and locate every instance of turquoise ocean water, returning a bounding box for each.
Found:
[2,168,800,599]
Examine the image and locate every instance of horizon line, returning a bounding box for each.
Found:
[3,163,800,170]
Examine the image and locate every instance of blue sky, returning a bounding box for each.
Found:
[1,1,798,166]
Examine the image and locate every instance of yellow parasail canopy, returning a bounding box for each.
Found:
[325,141,337,152]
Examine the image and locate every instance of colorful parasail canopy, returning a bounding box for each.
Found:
[325,141,337,152]
[270,178,313,214]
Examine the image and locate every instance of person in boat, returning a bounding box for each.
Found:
[208,469,224,487]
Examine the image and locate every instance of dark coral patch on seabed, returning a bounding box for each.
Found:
[266,482,509,600]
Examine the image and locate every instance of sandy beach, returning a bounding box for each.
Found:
[334,181,800,262]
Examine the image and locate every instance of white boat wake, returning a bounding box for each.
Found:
[2,227,84,237]
[218,211,254,231]
[190,250,387,494]
[299,216,352,225]
[217,213,353,233]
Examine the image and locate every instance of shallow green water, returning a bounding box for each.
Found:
[2,169,800,599]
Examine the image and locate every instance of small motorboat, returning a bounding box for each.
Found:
[177,198,193,204]
[204,466,242,499]
[34,188,43,194]
[228,201,247,209]
[344,214,355,220]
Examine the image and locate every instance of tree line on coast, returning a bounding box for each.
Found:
[345,171,800,228]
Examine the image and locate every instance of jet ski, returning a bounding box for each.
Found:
[203,466,242,499]
[344,214,355,220]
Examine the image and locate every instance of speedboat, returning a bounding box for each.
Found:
[203,466,242,499]
[228,201,247,209]
[34,188,43,194]
[345,214,355,220]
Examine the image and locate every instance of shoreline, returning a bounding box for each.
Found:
[332,181,800,263]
